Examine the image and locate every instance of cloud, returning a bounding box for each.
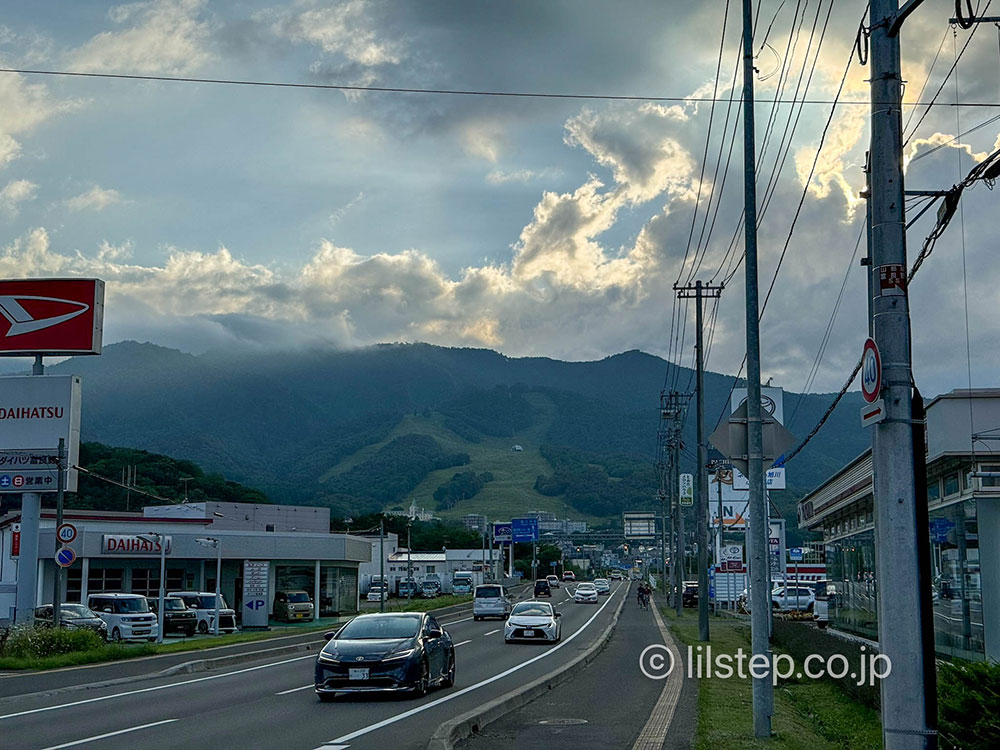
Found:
[66,185,128,212]
[260,0,402,67]
[486,168,560,185]
[0,179,38,216]
[0,73,81,173]
[329,191,365,225]
[67,0,215,75]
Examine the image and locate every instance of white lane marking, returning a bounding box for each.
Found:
[483,629,500,636]
[453,640,472,647]
[0,654,315,721]
[313,745,350,750]
[40,719,178,749]
[325,587,623,746]
[439,615,473,625]
[276,684,315,695]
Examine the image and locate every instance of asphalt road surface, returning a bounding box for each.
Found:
[1,582,626,750]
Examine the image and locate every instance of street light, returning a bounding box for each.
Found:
[137,532,168,644]
[195,537,221,635]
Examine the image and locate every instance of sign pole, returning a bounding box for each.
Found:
[52,438,66,628]
[13,356,44,625]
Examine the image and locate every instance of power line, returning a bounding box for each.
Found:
[2,67,1000,107]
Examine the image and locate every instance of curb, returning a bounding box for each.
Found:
[426,583,630,750]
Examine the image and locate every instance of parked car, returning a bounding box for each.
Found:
[533,579,552,597]
[594,578,611,595]
[274,590,315,622]
[147,595,198,636]
[87,593,159,642]
[682,583,699,608]
[473,584,511,620]
[33,604,107,638]
[421,580,442,599]
[574,582,598,604]
[504,601,562,643]
[314,612,455,700]
[772,586,815,612]
[452,572,475,595]
[810,580,836,628]
[562,571,576,582]
[397,578,419,598]
[167,591,238,633]
[367,584,388,603]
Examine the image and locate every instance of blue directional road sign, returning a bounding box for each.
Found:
[929,518,955,544]
[511,517,539,543]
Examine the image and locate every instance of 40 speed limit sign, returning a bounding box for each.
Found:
[861,338,881,403]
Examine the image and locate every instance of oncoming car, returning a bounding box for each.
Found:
[574,582,598,604]
[314,612,455,700]
[504,601,562,644]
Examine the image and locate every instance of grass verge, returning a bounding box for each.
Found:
[379,595,472,613]
[663,609,882,749]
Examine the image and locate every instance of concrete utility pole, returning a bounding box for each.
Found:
[671,394,687,617]
[740,0,773,736]
[379,518,385,613]
[676,280,723,642]
[870,1,937,747]
[14,355,44,625]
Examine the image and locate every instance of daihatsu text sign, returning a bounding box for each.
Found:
[0,375,81,492]
[0,279,104,355]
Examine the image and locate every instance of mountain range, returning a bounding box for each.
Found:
[26,341,870,538]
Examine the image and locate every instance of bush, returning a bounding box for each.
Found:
[0,626,104,659]
[938,659,1000,749]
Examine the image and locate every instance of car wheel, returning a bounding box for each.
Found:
[197,620,209,634]
[185,627,196,638]
[474,615,481,621]
[110,628,122,643]
[441,653,456,688]
[413,659,430,697]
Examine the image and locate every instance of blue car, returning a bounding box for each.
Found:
[315,612,455,700]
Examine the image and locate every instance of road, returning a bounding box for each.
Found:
[1,582,627,750]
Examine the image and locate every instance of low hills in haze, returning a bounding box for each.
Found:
[32,342,869,537]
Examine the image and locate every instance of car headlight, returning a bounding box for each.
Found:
[318,651,340,664]
[383,648,416,662]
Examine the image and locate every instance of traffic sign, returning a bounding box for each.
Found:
[707,401,797,477]
[57,523,77,544]
[788,547,804,562]
[55,546,76,567]
[861,398,886,428]
[861,338,882,403]
[511,517,539,543]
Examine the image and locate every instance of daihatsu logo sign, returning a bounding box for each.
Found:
[0,279,104,355]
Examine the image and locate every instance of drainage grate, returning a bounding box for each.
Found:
[538,719,589,726]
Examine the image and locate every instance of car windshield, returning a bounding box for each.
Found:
[163,599,186,610]
[595,579,609,584]
[577,583,596,589]
[192,595,227,609]
[287,592,311,603]
[476,586,501,598]
[512,602,552,617]
[337,615,421,640]
[114,598,149,614]
[60,605,94,618]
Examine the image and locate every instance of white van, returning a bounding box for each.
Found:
[473,584,511,621]
[167,591,238,633]
[87,593,160,642]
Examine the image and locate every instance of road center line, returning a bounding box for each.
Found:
[324,586,623,747]
[0,654,315,720]
[453,640,472,647]
[40,719,178,750]
[483,629,500,636]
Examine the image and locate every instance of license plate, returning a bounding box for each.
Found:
[523,629,535,637]
[134,630,149,635]
[349,668,369,681]
[296,613,306,618]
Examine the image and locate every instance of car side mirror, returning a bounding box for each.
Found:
[323,631,337,641]
[555,612,562,618]
[427,628,443,639]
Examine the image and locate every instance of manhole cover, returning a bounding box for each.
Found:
[538,719,589,726]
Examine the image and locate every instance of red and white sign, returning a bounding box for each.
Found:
[11,522,20,557]
[57,523,77,544]
[861,338,882,403]
[0,279,104,355]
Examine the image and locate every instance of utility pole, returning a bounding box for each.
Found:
[379,517,385,613]
[676,280,723,642]
[740,0,773,736]
[870,1,937,747]
[52,439,66,629]
[670,393,688,617]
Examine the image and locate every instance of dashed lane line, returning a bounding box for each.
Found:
[40,719,178,750]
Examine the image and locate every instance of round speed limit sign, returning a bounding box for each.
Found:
[861,338,882,404]
[57,523,77,544]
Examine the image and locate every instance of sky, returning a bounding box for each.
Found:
[0,0,997,398]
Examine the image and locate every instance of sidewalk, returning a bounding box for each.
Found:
[456,594,693,750]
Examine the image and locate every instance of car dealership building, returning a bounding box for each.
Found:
[0,501,371,626]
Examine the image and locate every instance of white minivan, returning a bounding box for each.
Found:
[87,593,160,642]
[473,584,511,621]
